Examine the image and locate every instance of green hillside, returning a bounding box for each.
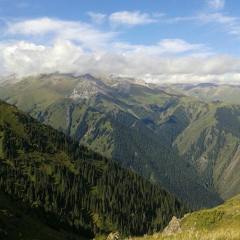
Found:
[132,194,240,240]
[0,73,223,209]
[172,100,240,200]
[0,99,191,238]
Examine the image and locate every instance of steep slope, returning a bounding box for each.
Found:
[132,194,240,240]
[0,191,87,240]
[171,100,240,200]
[0,74,222,209]
[0,99,191,238]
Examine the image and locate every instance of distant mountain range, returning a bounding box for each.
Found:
[2,73,240,208]
[160,82,240,105]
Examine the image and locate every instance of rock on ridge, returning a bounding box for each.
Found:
[162,216,182,235]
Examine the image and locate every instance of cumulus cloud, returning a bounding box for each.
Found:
[1,39,127,77]
[1,37,240,85]
[2,40,82,76]
[109,11,156,26]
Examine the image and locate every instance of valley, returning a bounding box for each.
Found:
[0,73,227,208]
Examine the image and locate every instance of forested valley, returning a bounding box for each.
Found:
[0,100,190,238]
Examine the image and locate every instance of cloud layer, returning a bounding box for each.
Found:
[1,1,240,84]
[2,37,240,84]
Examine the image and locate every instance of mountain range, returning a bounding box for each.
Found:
[0,73,227,209]
[1,73,240,238]
[161,82,240,105]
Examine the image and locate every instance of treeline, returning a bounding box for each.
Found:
[0,100,190,238]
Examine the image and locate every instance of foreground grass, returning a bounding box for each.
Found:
[130,228,240,240]
[131,194,240,240]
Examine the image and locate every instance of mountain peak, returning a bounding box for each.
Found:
[69,74,112,101]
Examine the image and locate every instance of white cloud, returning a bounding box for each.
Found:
[1,39,128,77]
[109,11,156,26]
[161,1,240,39]
[1,37,240,85]
[111,39,210,57]
[87,12,106,25]
[199,12,236,25]
[2,40,83,76]
[1,17,240,85]
[207,0,225,11]
[6,18,115,48]
[178,13,240,39]
[158,39,205,54]
[198,12,240,38]
[200,1,240,39]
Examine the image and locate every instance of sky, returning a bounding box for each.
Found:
[0,0,240,84]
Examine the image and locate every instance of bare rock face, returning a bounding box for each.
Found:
[69,74,111,101]
[162,216,182,235]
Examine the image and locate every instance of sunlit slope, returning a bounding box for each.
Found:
[132,194,240,240]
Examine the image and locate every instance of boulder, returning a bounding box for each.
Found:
[162,216,182,235]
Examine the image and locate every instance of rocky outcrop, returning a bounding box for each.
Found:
[107,232,120,240]
[69,74,112,101]
[162,216,182,235]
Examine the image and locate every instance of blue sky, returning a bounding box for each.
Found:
[0,0,240,84]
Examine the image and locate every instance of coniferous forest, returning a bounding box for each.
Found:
[0,100,191,238]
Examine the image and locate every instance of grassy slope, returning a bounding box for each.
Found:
[172,100,240,200]
[132,194,240,240]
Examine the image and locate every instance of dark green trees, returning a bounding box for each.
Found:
[0,100,190,238]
